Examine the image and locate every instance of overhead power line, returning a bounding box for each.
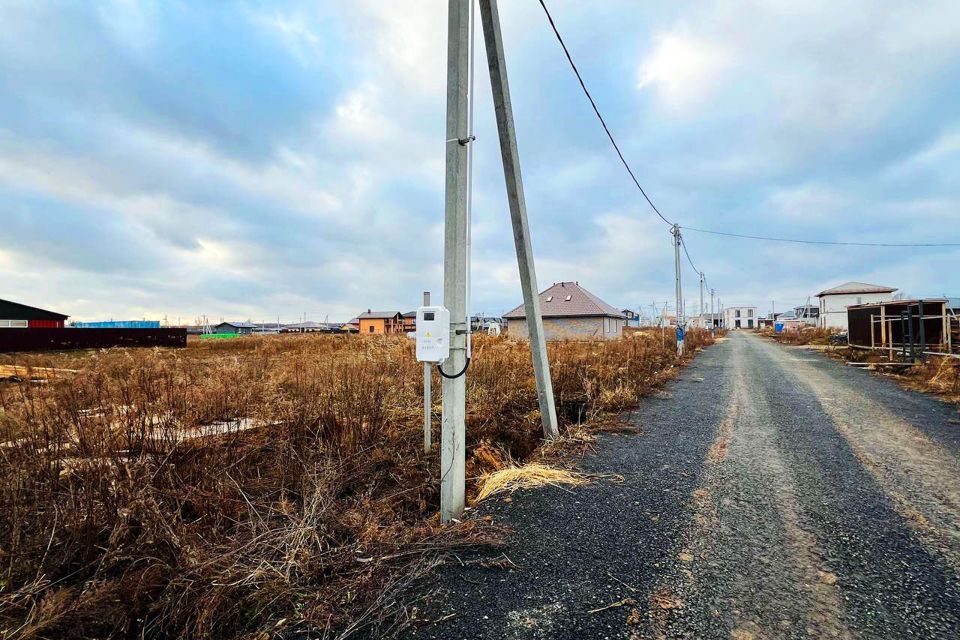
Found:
[680,235,700,275]
[682,227,960,247]
[538,1,960,251]
[537,0,672,227]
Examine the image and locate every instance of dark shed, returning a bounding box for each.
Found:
[0,298,69,328]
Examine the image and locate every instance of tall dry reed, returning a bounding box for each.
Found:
[0,329,714,638]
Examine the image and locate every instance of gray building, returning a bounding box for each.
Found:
[503,282,626,341]
[213,321,257,335]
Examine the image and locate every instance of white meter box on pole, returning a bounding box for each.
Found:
[415,306,451,363]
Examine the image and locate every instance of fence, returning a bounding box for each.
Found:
[0,328,187,353]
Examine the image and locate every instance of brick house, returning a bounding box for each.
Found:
[503,282,626,340]
[357,310,404,335]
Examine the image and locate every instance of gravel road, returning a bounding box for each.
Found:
[402,332,960,639]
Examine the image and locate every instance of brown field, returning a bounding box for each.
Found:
[757,326,838,345]
[0,329,716,639]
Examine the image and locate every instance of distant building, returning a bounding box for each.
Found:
[0,298,68,329]
[793,304,819,323]
[817,282,897,331]
[401,311,417,333]
[213,321,256,335]
[358,310,404,335]
[622,309,640,327]
[691,313,720,329]
[282,321,334,333]
[723,306,758,329]
[503,282,626,341]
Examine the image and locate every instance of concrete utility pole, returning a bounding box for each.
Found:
[423,291,432,453]
[710,288,715,330]
[672,224,683,355]
[699,272,705,330]
[479,0,559,440]
[440,0,471,522]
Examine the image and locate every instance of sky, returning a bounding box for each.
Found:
[1,0,958,324]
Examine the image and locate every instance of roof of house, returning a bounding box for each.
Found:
[0,298,69,321]
[817,281,897,297]
[217,321,258,329]
[847,298,947,309]
[358,310,402,320]
[503,282,624,320]
[284,321,327,329]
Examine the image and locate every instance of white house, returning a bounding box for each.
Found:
[816,281,897,331]
[723,306,758,329]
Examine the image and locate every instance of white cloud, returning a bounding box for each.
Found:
[637,31,734,111]
[252,11,323,66]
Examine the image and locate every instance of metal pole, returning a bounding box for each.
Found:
[440,0,471,522]
[673,224,683,355]
[423,291,432,453]
[479,0,559,439]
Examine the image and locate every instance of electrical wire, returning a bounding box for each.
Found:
[683,226,960,247]
[538,1,960,251]
[538,0,672,227]
[437,357,470,379]
[680,235,700,276]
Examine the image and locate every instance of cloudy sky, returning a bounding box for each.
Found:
[1,0,958,323]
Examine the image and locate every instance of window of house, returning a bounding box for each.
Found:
[368,326,374,333]
[604,318,610,333]
[748,309,753,317]
[565,295,572,301]
[748,319,754,328]
[546,296,553,302]
[736,310,741,318]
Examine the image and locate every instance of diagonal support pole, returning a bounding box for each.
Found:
[479,0,559,439]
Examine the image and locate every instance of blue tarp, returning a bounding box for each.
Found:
[73,320,161,329]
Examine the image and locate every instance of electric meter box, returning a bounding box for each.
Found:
[415,306,450,363]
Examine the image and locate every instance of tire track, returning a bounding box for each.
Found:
[759,339,960,573]
[652,336,850,639]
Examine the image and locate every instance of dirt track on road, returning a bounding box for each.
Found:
[402,332,960,639]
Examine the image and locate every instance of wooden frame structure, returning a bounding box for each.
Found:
[848,299,959,360]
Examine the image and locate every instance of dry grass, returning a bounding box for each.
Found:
[827,347,960,406]
[758,326,839,346]
[475,464,588,502]
[0,328,715,638]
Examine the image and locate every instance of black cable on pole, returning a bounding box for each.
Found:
[538,0,672,227]
[437,358,470,379]
[683,226,960,248]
